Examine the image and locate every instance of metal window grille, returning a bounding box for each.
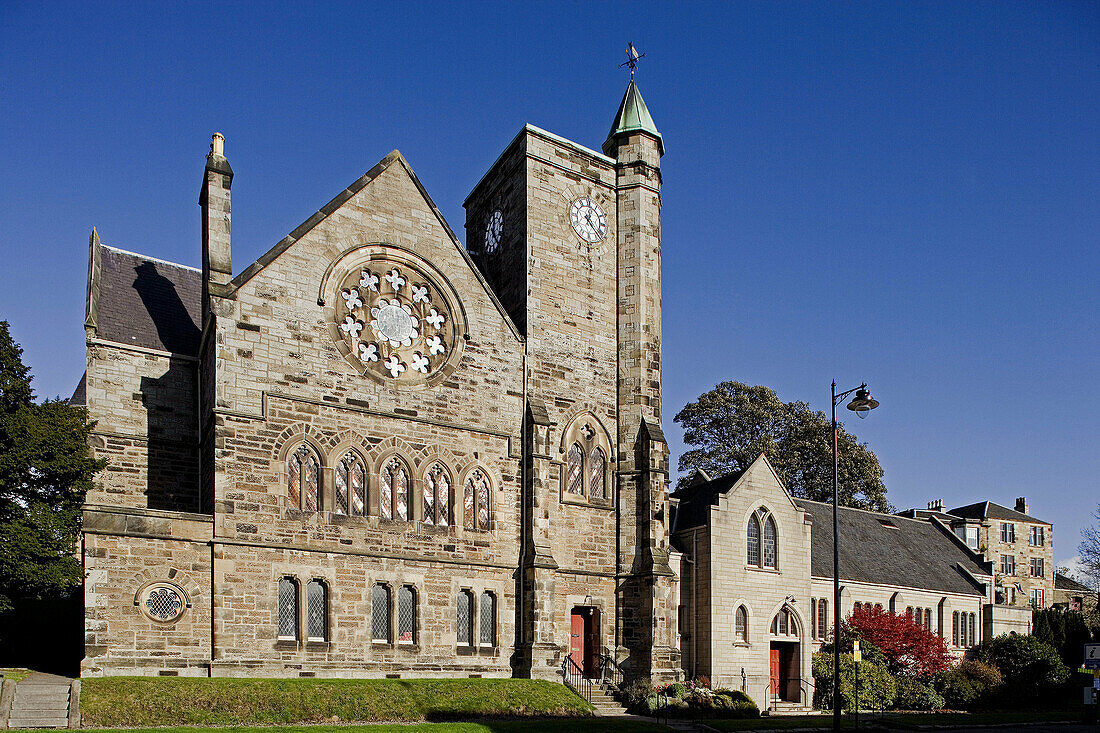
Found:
[747,516,760,566]
[278,578,298,639]
[398,585,415,643]
[306,580,326,641]
[463,479,475,530]
[372,584,390,642]
[145,586,183,621]
[762,516,777,568]
[335,459,350,515]
[479,592,495,646]
[457,591,473,646]
[735,606,747,641]
[588,447,605,499]
[566,444,584,494]
[351,459,365,516]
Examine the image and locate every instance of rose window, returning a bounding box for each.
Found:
[138,582,187,623]
[330,259,458,383]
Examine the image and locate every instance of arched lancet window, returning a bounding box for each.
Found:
[457,589,474,647]
[398,585,416,644]
[463,469,491,531]
[588,447,606,500]
[380,457,410,521]
[479,591,496,646]
[306,579,327,642]
[747,514,761,566]
[817,598,828,639]
[735,605,748,642]
[566,443,584,495]
[277,577,298,640]
[372,583,391,643]
[423,462,451,526]
[288,444,320,512]
[335,451,366,517]
[763,515,778,568]
[771,607,798,638]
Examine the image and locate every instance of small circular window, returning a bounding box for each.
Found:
[139,583,187,623]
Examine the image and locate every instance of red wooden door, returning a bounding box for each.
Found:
[570,612,584,664]
[770,648,780,695]
[585,608,600,676]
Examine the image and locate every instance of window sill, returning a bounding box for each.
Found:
[371,640,393,648]
[745,565,781,574]
[275,639,298,650]
[456,645,477,656]
[478,644,498,655]
[305,640,330,650]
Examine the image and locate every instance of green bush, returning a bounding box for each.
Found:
[934,659,1003,710]
[974,634,1068,701]
[894,675,944,711]
[812,652,896,711]
[622,679,653,712]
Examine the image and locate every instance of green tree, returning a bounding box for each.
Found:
[0,321,104,627]
[1079,504,1100,591]
[674,381,890,511]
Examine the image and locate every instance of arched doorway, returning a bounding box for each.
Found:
[769,606,801,703]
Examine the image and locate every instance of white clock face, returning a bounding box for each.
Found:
[485,210,503,253]
[569,197,607,243]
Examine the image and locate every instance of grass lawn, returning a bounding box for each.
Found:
[707,709,1082,730]
[80,677,595,728]
[0,668,32,684]
[80,724,669,733]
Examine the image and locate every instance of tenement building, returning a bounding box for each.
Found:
[76,81,681,679]
[671,457,998,707]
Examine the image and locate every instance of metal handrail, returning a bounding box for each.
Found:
[762,676,807,711]
[561,653,592,703]
[598,652,623,688]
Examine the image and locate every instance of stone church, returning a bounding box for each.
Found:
[76,80,681,680]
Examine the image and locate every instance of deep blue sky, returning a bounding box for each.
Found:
[2,2,1097,567]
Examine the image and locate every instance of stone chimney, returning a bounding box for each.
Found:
[200,132,234,325]
[928,499,944,512]
[1015,497,1028,515]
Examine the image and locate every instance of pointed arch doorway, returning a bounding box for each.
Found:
[569,606,600,677]
[769,606,801,703]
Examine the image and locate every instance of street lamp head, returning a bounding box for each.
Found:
[846,387,879,419]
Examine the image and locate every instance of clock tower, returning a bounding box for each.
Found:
[464,78,680,682]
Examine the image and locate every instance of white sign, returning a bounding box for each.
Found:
[1086,643,1100,670]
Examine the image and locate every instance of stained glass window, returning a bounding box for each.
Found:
[306,580,326,642]
[735,606,747,641]
[398,585,415,644]
[464,469,490,531]
[380,457,409,521]
[479,591,495,646]
[763,515,778,568]
[424,462,450,526]
[335,456,349,515]
[372,584,391,643]
[457,590,473,646]
[566,444,584,495]
[588,447,606,499]
[818,599,828,639]
[278,577,298,640]
[288,444,320,512]
[747,515,761,566]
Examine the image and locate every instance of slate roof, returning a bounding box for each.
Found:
[948,501,1048,525]
[69,372,86,406]
[1055,572,1092,592]
[670,467,748,534]
[95,246,202,356]
[794,498,991,596]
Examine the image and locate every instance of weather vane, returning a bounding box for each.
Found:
[619,42,645,79]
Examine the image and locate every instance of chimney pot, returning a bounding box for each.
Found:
[1015,497,1028,515]
[211,132,225,157]
[928,499,944,511]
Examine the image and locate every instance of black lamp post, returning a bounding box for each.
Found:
[831,381,878,731]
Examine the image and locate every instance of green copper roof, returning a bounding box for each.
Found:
[604,80,664,155]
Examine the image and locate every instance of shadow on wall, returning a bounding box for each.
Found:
[131,262,202,513]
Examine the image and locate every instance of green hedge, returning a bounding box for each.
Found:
[80,677,593,727]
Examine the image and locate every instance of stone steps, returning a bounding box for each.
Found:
[6,674,73,729]
[588,683,628,716]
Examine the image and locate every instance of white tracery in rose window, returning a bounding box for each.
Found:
[336,264,452,380]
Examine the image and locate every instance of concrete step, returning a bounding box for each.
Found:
[7,718,71,729]
[14,689,70,699]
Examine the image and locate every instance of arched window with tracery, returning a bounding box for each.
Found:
[463,469,491,531]
[763,515,778,568]
[335,451,366,517]
[288,444,320,512]
[423,462,451,526]
[566,443,584,495]
[735,605,748,642]
[380,456,410,521]
[771,607,798,638]
[588,447,606,500]
[747,514,761,566]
